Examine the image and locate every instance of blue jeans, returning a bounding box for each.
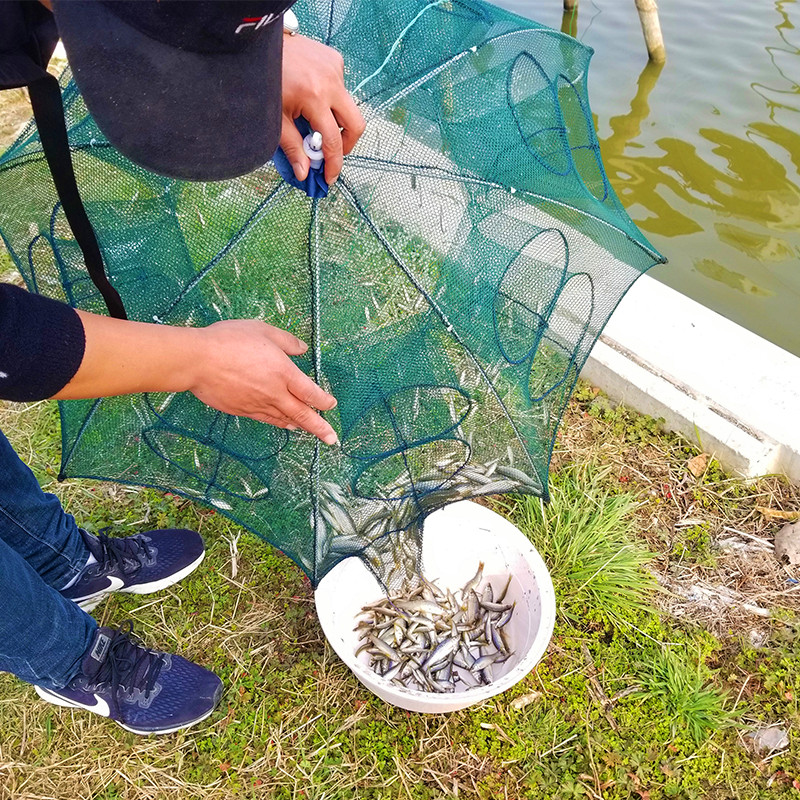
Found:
[0,427,96,689]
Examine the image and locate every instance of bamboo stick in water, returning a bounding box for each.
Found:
[634,0,666,63]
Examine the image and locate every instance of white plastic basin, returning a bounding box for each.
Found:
[315,500,556,713]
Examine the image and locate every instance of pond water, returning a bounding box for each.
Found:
[495,0,800,357]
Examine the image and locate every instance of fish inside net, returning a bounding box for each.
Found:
[0,0,664,591]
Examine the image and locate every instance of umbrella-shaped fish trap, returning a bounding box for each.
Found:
[0,0,664,589]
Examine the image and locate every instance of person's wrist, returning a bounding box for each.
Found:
[174,324,212,395]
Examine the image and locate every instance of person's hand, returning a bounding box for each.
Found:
[189,320,338,445]
[59,310,338,444]
[280,34,365,185]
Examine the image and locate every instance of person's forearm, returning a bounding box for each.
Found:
[53,310,202,399]
[53,309,340,445]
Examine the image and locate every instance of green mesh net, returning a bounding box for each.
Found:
[0,0,664,588]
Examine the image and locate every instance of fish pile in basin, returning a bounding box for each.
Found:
[355,563,515,693]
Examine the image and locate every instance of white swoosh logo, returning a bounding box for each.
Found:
[83,694,111,717]
[102,576,126,592]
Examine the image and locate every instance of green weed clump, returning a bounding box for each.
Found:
[509,464,655,628]
[572,384,666,445]
[635,647,732,744]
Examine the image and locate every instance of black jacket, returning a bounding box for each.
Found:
[0,1,86,401]
[0,0,58,91]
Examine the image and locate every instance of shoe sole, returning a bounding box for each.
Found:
[35,685,217,735]
[73,551,206,611]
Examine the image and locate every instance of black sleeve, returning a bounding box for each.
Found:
[0,1,58,91]
[0,283,86,401]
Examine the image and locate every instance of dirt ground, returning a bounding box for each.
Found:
[555,389,800,642]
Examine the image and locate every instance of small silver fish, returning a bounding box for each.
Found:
[495,575,513,603]
[481,600,513,613]
[424,637,458,669]
[395,599,446,616]
[369,635,400,661]
[462,562,485,596]
[356,563,516,693]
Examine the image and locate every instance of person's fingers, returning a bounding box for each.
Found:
[287,370,338,412]
[279,113,310,181]
[307,111,344,185]
[280,394,339,444]
[334,96,366,156]
[263,324,308,356]
[252,413,296,429]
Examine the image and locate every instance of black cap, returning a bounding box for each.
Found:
[52,0,295,181]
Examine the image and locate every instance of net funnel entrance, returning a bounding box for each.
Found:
[0,0,665,589]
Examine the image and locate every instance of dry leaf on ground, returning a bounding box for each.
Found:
[756,506,800,521]
[686,453,709,478]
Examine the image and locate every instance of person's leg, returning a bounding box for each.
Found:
[0,428,89,590]
[0,427,206,611]
[0,533,95,689]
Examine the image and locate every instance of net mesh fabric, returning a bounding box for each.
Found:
[0,0,664,588]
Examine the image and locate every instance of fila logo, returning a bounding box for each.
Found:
[235,13,280,34]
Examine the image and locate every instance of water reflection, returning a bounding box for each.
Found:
[693,259,772,298]
[715,221,794,263]
[495,0,800,353]
[599,63,800,250]
[751,0,800,119]
[591,0,800,354]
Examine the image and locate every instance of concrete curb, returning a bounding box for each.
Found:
[581,274,800,482]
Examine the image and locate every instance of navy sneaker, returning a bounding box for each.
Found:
[35,622,222,735]
[61,529,205,611]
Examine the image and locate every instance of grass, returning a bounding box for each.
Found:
[633,647,733,745]
[1,390,800,799]
[505,464,654,628]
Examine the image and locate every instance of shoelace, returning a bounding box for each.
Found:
[91,621,165,717]
[88,529,155,577]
